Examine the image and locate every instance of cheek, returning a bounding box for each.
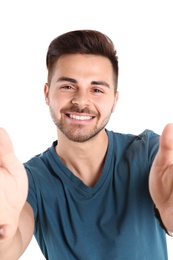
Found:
[51,99,61,112]
[47,93,59,111]
[98,98,115,114]
[49,94,70,114]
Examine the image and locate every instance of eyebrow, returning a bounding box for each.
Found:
[56,77,110,88]
[91,81,110,88]
[56,77,77,83]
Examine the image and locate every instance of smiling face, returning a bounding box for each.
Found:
[44,54,118,142]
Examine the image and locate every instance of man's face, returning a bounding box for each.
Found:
[44,54,118,142]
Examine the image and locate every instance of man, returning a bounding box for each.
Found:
[0,30,173,260]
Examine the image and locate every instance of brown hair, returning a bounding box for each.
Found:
[46,30,119,90]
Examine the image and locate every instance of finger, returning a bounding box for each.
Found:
[0,127,21,171]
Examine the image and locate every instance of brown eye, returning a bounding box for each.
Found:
[93,88,103,93]
[62,85,73,89]
[60,85,74,90]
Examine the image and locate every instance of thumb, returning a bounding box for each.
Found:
[155,123,173,167]
[0,127,21,172]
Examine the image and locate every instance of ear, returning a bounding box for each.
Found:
[44,83,49,105]
[112,91,119,113]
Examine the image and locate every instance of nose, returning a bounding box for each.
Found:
[71,90,90,107]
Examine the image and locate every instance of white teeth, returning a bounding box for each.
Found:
[69,114,92,120]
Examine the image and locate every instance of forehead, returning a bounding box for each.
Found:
[53,54,113,77]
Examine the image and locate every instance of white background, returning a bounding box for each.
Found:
[0,0,173,259]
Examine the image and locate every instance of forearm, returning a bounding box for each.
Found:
[0,203,34,260]
[154,206,173,236]
[156,205,173,234]
[149,170,173,233]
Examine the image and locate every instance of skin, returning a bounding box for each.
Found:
[0,53,173,259]
[44,54,118,143]
[149,123,173,232]
[44,54,118,185]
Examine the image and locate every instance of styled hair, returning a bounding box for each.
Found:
[46,30,119,90]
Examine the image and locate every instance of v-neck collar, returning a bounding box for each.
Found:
[48,129,114,196]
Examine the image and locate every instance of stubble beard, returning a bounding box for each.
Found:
[49,106,112,143]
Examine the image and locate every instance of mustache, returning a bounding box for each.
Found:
[60,105,97,115]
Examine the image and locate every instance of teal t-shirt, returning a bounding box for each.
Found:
[25,129,168,260]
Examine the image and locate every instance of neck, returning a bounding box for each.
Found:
[55,129,108,187]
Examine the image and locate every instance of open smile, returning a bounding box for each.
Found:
[69,114,93,120]
[65,113,95,121]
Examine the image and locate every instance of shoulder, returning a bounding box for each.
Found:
[107,128,159,143]
[107,128,159,145]
[106,129,159,161]
[24,140,57,171]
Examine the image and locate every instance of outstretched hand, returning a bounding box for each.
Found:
[149,123,173,231]
[0,128,28,240]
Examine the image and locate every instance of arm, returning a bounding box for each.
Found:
[0,202,34,260]
[0,128,34,259]
[149,123,173,232]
